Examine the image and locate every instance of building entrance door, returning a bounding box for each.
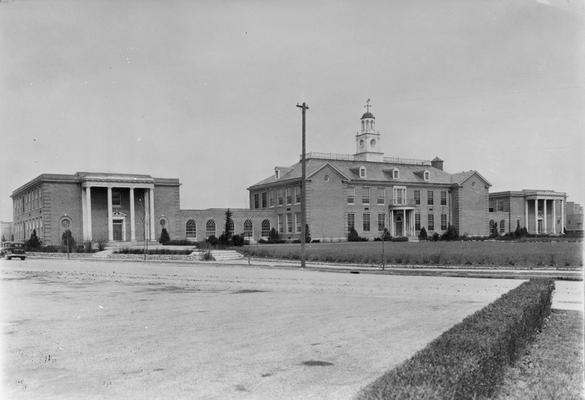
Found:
[113,220,123,241]
[537,220,543,234]
[395,214,403,237]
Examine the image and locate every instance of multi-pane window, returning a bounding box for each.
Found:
[377,188,385,205]
[414,190,421,205]
[427,191,434,205]
[261,192,267,208]
[278,190,283,206]
[441,214,447,230]
[415,214,421,230]
[278,214,284,233]
[347,187,355,205]
[392,168,399,179]
[378,213,385,231]
[295,212,301,233]
[347,213,355,232]
[254,193,260,209]
[441,191,447,206]
[393,187,406,205]
[424,170,430,181]
[287,213,293,233]
[500,219,506,234]
[362,187,370,204]
[286,188,292,205]
[428,214,434,231]
[295,187,301,203]
[359,166,366,178]
[186,219,197,238]
[206,219,216,237]
[497,200,504,212]
[244,220,253,238]
[261,219,271,236]
[269,191,275,207]
[363,213,370,232]
[112,190,122,207]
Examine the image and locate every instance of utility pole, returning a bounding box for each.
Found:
[296,102,309,269]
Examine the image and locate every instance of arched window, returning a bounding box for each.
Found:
[261,219,271,237]
[489,219,495,235]
[244,220,253,238]
[499,219,506,234]
[186,219,196,238]
[206,219,216,238]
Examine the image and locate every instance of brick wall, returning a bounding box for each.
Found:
[45,182,83,246]
[455,176,489,236]
[307,166,347,241]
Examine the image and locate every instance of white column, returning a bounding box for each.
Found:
[534,198,538,234]
[130,188,136,241]
[552,199,556,234]
[149,188,155,241]
[86,187,92,241]
[542,199,548,233]
[524,199,528,230]
[107,186,113,241]
[403,209,406,236]
[561,199,565,234]
[81,187,87,241]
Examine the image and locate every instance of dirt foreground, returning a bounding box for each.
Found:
[1,259,529,399]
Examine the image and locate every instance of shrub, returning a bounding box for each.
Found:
[232,234,245,247]
[206,235,219,246]
[441,225,459,241]
[159,228,170,245]
[418,227,427,241]
[61,229,76,252]
[202,250,215,261]
[391,236,408,242]
[96,239,107,251]
[431,232,440,241]
[166,239,196,246]
[348,228,367,242]
[357,279,555,400]
[25,229,42,250]
[268,228,280,243]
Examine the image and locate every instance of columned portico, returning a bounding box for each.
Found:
[80,173,156,243]
[389,206,415,237]
[521,192,566,235]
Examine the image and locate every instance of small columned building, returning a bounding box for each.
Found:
[11,172,181,246]
[488,190,567,235]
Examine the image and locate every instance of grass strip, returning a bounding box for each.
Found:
[494,309,584,400]
[356,279,555,400]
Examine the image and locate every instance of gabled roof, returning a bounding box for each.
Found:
[248,157,484,190]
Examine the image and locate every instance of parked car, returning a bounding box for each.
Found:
[0,242,26,260]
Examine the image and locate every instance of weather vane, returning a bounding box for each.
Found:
[365,98,372,113]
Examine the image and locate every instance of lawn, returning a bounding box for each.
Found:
[245,240,583,268]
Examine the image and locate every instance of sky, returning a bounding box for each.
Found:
[0,0,584,221]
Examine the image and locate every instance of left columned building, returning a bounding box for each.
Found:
[11,172,181,246]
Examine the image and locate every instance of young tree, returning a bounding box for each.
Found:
[348,227,359,242]
[418,227,427,241]
[26,229,42,250]
[1,234,5,243]
[159,227,170,245]
[223,209,234,241]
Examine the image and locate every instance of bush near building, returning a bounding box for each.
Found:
[356,279,555,400]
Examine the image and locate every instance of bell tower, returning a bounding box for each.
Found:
[355,99,383,162]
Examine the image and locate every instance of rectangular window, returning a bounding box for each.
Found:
[440,191,447,206]
[269,191,275,207]
[428,214,434,231]
[254,193,260,209]
[497,200,504,212]
[347,187,355,205]
[261,192,267,208]
[414,190,420,205]
[278,190,284,206]
[287,213,293,233]
[377,188,385,205]
[295,212,301,233]
[112,190,122,207]
[378,213,385,231]
[278,214,284,233]
[363,213,370,232]
[362,187,370,204]
[347,213,355,232]
[415,213,421,230]
[295,186,301,204]
[427,191,434,206]
[393,187,406,205]
[441,214,447,230]
[286,188,292,205]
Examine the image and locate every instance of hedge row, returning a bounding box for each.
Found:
[356,279,555,400]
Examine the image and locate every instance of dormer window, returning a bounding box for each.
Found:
[392,168,399,179]
[359,166,366,178]
[275,169,280,180]
[423,170,430,181]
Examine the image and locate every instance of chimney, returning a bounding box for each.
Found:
[431,156,444,171]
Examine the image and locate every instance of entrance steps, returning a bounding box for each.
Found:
[209,250,244,261]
